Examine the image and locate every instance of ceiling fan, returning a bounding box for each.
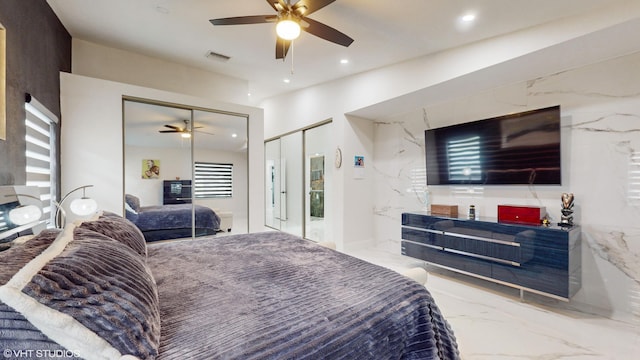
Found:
[159,120,214,138]
[210,0,354,60]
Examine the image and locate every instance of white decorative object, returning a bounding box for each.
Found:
[423,186,431,210]
[9,205,42,226]
[334,147,342,168]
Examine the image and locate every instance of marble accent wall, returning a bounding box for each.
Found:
[373,51,640,323]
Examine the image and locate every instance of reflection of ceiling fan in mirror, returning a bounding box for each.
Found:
[158,120,215,138]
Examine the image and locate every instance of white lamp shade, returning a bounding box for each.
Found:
[69,197,98,216]
[276,19,301,40]
[9,205,42,226]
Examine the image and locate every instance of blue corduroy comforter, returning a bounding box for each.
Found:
[127,203,220,242]
[147,231,460,360]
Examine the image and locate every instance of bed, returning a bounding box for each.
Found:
[0,212,460,360]
[124,194,220,242]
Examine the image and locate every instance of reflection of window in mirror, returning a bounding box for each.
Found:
[1,23,6,140]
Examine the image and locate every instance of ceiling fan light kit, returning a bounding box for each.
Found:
[210,0,353,60]
[276,17,301,40]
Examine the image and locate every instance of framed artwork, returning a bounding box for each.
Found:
[353,155,365,179]
[142,159,160,179]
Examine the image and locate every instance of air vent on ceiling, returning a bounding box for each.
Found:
[206,50,231,62]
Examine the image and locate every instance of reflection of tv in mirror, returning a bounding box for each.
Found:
[425,105,561,185]
[170,183,182,195]
[163,180,192,205]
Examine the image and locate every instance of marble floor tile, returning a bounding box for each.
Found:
[343,247,639,360]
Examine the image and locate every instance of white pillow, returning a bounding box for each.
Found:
[124,202,138,214]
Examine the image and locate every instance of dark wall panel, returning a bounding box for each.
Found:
[0,0,71,187]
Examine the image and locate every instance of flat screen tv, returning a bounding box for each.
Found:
[425,105,561,185]
[163,180,192,205]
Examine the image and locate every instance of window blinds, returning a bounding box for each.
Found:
[194,162,233,198]
[25,95,58,221]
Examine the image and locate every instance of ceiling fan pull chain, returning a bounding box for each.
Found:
[290,40,295,75]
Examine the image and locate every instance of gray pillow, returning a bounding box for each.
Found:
[125,194,141,213]
[0,224,160,359]
[78,211,147,257]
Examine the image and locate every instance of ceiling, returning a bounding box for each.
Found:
[46,0,624,103]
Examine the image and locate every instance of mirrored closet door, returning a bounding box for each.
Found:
[265,122,332,242]
[123,99,248,241]
[304,124,332,242]
[264,132,303,237]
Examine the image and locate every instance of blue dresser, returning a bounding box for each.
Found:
[401,212,581,300]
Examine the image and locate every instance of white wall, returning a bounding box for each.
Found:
[340,116,374,250]
[125,145,190,206]
[60,73,264,232]
[72,39,250,106]
[372,52,640,322]
[261,3,640,250]
[259,4,640,322]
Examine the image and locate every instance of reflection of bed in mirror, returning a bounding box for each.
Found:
[123,99,249,237]
[125,194,220,242]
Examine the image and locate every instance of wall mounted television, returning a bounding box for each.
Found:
[425,105,561,185]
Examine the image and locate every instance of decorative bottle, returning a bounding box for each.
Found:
[423,186,431,211]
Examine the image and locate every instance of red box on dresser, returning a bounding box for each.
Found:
[497,205,546,225]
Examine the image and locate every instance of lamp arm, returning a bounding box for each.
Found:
[54,201,67,228]
[55,185,94,228]
[58,185,94,205]
[6,193,61,228]
[8,185,95,228]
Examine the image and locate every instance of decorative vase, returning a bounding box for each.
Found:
[559,193,574,227]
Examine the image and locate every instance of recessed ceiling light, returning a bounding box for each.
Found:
[461,13,476,22]
[340,59,349,64]
[283,78,291,83]
[232,133,238,138]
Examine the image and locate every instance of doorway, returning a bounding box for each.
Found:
[265,121,332,242]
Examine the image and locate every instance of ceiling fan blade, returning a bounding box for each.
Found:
[164,124,181,130]
[293,0,336,16]
[159,130,179,133]
[276,37,291,59]
[194,130,216,136]
[266,0,288,12]
[210,15,276,26]
[301,17,353,47]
